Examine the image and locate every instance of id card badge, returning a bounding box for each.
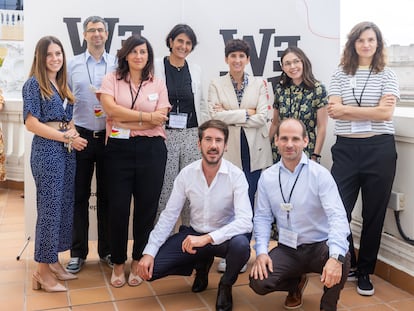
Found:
[169,112,188,129]
[109,126,130,139]
[93,105,106,118]
[278,227,298,249]
[280,203,293,212]
[148,93,159,101]
[351,120,372,133]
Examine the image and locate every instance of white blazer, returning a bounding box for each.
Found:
[154,58,209,126]
[208,73,273,172]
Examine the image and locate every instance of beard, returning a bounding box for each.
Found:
[201,148,224,166]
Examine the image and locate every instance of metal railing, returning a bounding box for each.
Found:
[0,98,24,181]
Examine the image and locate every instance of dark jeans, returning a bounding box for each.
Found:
[249,241,350,311]
[331,134,397,274]
[241,129,261,210]
[71,127,109,259]
[151,226,251,286]
[105,136,167,264]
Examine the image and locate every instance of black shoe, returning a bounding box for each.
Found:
[192,256,214,293]
[357,273,374,296]
[347,268,358,281]
[216,282,233,311]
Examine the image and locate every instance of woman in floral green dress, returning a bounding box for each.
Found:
[269,47,328,163]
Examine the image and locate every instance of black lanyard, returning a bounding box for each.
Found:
[129,81,143,109]
[86,58,107,86]
[352,68,372,107]
[279,164,304,204]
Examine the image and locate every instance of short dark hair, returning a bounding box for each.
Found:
[198,120,229,143]
[116,34,154,82]
[276,118,307,138]
[166,24,198,52]
[83,16,108,32]
[224,39,250,58]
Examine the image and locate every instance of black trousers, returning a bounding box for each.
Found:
[331,134,397,274]
[249,242,350,311]
[71,127,109,259]
[151,226,251,286]
[105,136,167,264]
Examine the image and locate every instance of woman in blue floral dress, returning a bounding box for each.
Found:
[269,46,328,163]
[23,36,88,292]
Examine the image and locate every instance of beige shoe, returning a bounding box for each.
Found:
[49,263,77,280]
[32,272,67,292]
[111,269,126,288]
[128,272,143,287]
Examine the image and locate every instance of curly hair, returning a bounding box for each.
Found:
[116,34,154,82]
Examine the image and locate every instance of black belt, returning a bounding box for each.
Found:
[76,126,105,139]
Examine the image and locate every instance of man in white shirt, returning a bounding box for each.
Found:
[249,118,350,311]
[138,119,252,311]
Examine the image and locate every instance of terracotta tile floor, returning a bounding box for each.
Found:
[1,188,414,310]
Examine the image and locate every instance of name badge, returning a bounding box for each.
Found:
[350,77,357,89]
[109,126,130,139]
[280,203,293,212]
[93,105,106,118]
[148,93,159,101]
[278,227,298,249]
[351,120,372,133]
[169,112,188,129]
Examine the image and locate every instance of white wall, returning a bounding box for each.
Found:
[23,0,340,238]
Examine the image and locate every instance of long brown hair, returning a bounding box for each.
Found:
[341,21,386,75]
[29,36,75,103]
[279,46,317,89]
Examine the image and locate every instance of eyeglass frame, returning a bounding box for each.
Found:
[281,58,302,68]
[85,28,106,33]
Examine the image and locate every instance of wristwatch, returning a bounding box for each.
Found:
[330,254,345,264]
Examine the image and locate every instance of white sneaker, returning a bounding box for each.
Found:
[217,258,226,272]
[217,259,247,273]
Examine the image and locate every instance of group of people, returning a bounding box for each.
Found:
[22,15,399,311]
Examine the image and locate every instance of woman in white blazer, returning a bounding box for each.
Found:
[154,24,209,222]
[208,39,272,273]
[208,39,272,209]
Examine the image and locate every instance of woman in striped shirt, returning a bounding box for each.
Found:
[328,21,399,297]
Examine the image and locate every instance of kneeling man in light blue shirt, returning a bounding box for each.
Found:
[249,118,350,311]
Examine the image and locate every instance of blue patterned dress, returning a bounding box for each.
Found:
[23,76,76,263]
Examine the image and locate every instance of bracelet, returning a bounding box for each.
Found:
[139,111,143,126]
[66,136,73,153]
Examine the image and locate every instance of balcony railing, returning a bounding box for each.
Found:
[0,9,24,41]
[0,98,24,181]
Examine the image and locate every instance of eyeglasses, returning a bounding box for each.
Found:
[282,59,302,67]
[86,28,106,33]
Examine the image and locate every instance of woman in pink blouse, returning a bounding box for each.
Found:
[98,34,171,288]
